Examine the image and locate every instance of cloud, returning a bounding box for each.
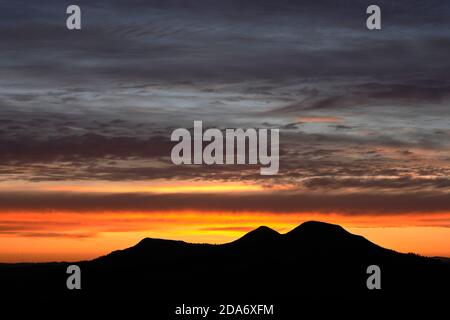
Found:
[297,116,343,123]
[0,191,449,215]
[303,176,450,190]
[0,231,96,239]
[2,1,450,84]
[0,0,449,195]
[0,134,173,164]
[276,83,450,113]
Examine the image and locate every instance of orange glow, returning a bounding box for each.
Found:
[0,180,266,194]
[1,210,449,262]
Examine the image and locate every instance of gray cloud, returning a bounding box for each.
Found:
[0,191,449,215]
[276,83,450,113]
[1,1,449,84]
[0,0,449,194]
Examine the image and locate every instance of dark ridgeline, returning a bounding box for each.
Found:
[0,221,449,300]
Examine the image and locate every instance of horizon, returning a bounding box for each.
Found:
[2,220,450,263]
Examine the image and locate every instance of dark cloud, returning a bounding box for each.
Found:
[0,231,96,239]
[0,191,449,215]
[0,134,172,164]
[1,1,449,83]
[0,0,449,191]
[303,176,450,190]
[276,83,450,113]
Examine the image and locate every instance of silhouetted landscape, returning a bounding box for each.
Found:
[1,221,449,301]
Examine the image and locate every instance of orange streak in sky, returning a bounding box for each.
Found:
[0,181,268,194]
[1,210,449,262]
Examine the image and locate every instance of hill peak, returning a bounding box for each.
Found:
[287,221,348,236]
[233,225,280,244]
[133,237,186,249]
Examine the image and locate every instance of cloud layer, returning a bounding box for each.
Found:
[0,0,449,226]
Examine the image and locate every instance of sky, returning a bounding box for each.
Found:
[0,0,450,262]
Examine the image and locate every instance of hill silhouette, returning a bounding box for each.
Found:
[0,221,449,301]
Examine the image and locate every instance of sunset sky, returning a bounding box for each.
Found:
[1,0,450,262]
